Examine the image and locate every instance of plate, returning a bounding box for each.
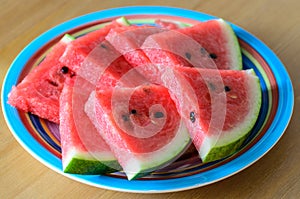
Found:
[1,6,294,193]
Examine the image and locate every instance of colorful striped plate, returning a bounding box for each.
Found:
[1,6,294,193]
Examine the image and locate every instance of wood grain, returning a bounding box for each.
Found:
[1,0,299,198]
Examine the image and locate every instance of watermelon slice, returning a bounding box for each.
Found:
[8,34,74,123]
[179,19,242,70]
[160,67,261,162]
[60,76,120,174]
[142,19,242,71]
[94,82,190,180]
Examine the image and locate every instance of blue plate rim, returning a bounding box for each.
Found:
[1,6,294,193]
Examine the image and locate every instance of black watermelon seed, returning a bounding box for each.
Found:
[61,66,69,74]
[224,86,231,92]
[209,53,218,59]
[190,111,196,123]
[200,47,206,55]
[185,52,192,60]
[122,115,129,122]
[100,44,107,49]
[154,112,164,118]
[208,82,216,91]
[131,109,137,114]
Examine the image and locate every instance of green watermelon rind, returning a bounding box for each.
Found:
[61,34,75,43]
[218,19,243,70]
[121,120,191,180]
[116,16,131,26]
[201,132,249,163]
[63,149,121,174]
[200,69,262,162]
[64,157,120,174]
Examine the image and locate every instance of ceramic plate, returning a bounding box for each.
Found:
[1,6,294,193]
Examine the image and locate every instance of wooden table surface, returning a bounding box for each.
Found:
[1,0,299,198]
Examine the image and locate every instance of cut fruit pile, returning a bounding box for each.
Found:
[8,17,261,180]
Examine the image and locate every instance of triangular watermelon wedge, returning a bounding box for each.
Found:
[142,19,242,71]
[60,76,121,174]
[94,82,191,180]
[161,67,261,162]
[8,34,74,123]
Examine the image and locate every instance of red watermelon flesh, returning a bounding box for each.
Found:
[8,35,74,123]
[91,59,157,153]
[83,54,147,134]
[59,20,125,72]
[61,25,137,86]
[178,19,242,70]
[60,76,120,174]
[105,25,164,68]
[141,19,242,72]
[160,67,261,162]
[106,26,171,84]
[81,38,149,126]
[74,41,126,85]
[96,84,179,153]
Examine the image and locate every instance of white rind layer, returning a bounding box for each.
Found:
[63,148,117,170]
